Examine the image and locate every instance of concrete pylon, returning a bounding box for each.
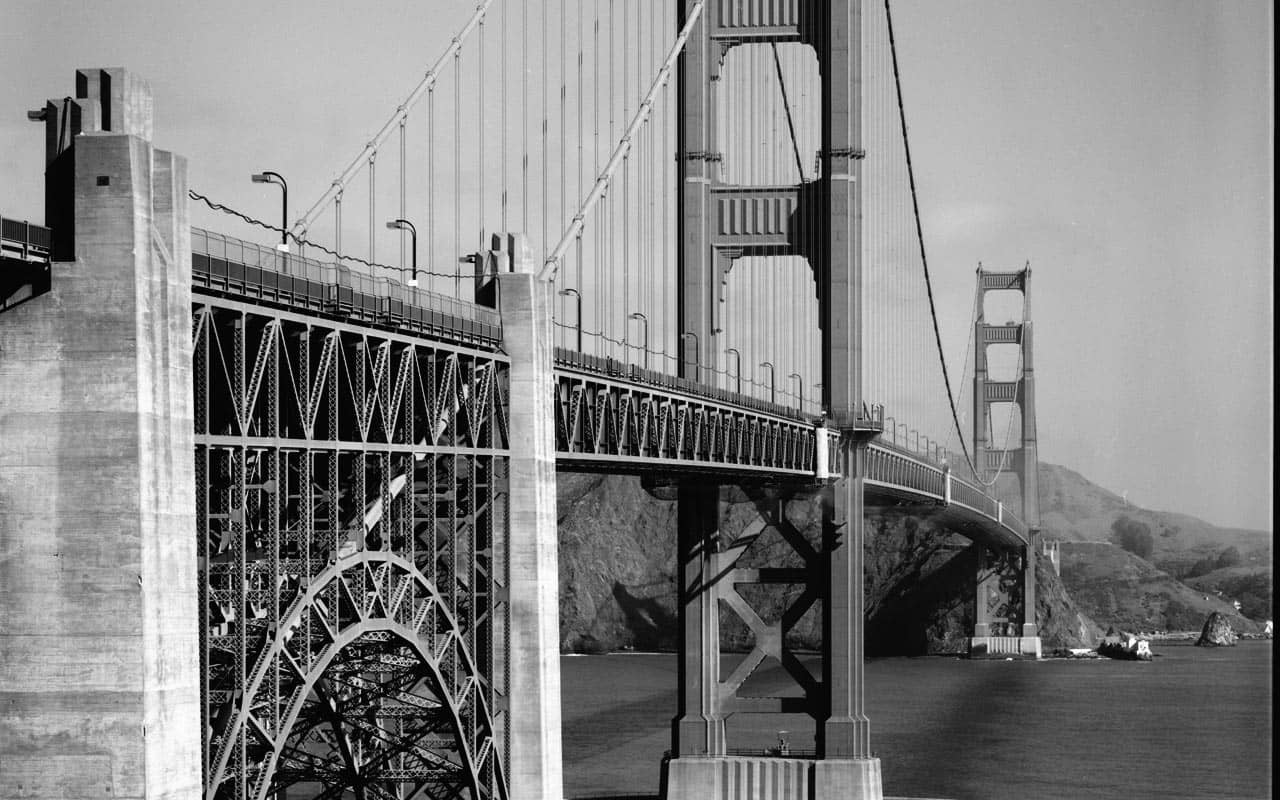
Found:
[494,233,565,800]
[0,69,201,798]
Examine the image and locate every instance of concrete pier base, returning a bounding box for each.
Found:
[664,756,883,800]
[0,69,200,799]
[814,758,885,800]
[968,635,1042,659]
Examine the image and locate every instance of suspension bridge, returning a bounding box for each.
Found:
[0,2,1042,799]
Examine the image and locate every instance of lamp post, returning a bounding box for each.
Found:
[724,348,742,394]
[560,288,583,351]
[681,331,700,382]
[788,372,803,412]
[759,361,775,404]
[251,171,288,251]
[629,313,649,369]
[385,219,418,286]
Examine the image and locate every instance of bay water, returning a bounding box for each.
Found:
[560,641,1272,799]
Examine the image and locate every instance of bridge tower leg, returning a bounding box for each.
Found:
[0,69,201,798]
[968,266,1041,659]
[668,1,882,797]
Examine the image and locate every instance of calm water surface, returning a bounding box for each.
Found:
[560,641,1272,800]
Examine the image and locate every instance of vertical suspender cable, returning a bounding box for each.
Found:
[501,0,508,232]
[522,0,529,235]
[428,88,435,290]
[576,0,585,307]
[399,118,406,271]
[479,13,486,250]
[455,52,462,297]
[621,1,629,333]
[542,1,549,262]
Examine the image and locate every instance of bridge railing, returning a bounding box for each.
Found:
[553,347,812,423]
[191,227,502,346]
[865,437,1029,544]
[0,215,51,262]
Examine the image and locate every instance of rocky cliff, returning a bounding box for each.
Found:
[556,473,1099,655]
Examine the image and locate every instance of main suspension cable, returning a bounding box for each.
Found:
[884,0,975,475]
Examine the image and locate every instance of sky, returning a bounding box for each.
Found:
[1,0,1272,531]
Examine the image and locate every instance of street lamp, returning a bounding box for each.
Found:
[724,348,742,394]
[560,289,583,351]
[251,171,288,251]
[385,219,418,286]
[629,312,649,369]
[681,331,700,382]
[788,373,803,412]
[759,361,775,404]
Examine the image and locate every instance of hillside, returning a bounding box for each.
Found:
[1039,462,1273,624]
[1057,542,1261,633]
[556,474,1098,655]
[1039,463,1271,564]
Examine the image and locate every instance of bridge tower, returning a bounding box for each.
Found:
[670,1,883,797]
[969,266,1041,658]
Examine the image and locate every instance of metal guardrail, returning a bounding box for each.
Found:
[191,228,502,346]
[1,214,53,313]
[0,216,52,261]
[866,439,1029,543]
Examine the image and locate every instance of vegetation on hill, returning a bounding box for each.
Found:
[1057,542,1261,633]
[1038,462,1272,625]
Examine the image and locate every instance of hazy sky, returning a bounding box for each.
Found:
[1,1,1272,530]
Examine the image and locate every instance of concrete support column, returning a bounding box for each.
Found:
[0,68,200,799]
[815,439,882,797]
[1022,535,1038,638]
[672,482,726,757]
[821,441,870,758]
[496,234,564,800]
[973,546,996,638]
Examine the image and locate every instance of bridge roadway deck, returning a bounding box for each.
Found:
[184,227,1026,547]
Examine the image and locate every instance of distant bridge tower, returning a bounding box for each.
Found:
[670,1,883,798]
[970,266,1041,658]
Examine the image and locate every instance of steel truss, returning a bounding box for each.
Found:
[193,297,510,800]
[977,546,1027,634]
[553,369,836,478]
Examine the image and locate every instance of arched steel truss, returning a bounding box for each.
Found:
[193,296,510,800]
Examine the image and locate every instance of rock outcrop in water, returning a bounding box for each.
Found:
[556,474,1101,655]
[1195,612,1238,647]
[1097,627,1153,661]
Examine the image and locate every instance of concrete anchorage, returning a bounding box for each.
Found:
[0,69,201,799]
[969,266,1041,659]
